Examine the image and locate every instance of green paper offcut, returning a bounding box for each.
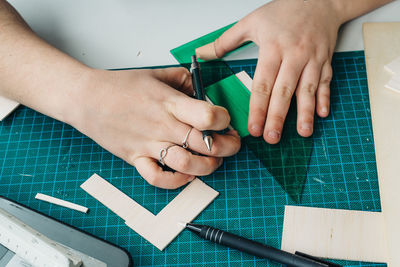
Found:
[170,24,314,203]
[243,100,314,203]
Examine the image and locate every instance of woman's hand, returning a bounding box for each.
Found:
[72,67,241,189]
[198,0,344,143]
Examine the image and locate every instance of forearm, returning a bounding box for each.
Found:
[0,0,92,124]
[332,0,394,24]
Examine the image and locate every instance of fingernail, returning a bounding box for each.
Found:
[267,130,280,139]
[301,123,312,131]
[218,158,224,166]
[321,107,328,115]
[187,176,195,182]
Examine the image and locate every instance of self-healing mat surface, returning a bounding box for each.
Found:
[0,51,382,266]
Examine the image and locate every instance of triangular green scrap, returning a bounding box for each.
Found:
[205,75,313,203]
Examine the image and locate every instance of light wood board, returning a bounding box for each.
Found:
[81,174,219,251]
[0,95,19,121]
[281,206,387,262]
[363,22,400,267]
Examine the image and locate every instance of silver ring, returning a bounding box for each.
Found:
[182,127,193,149]
[159,144,176,166]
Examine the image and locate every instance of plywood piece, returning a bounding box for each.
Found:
[81,174,219,250]
[281,206,387,262]
[35,193,89,213]
[363,22,400,267]
[384,56,400,75]
[0,95,19,121]
[235,70,253,90]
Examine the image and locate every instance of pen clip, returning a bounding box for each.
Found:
[295,251,342,267]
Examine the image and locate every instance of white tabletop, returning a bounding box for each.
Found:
[8,0,400,69]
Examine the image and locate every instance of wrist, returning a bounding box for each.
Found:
[328,0,350,25]
[56,66,98,129]
[328,0,394,25]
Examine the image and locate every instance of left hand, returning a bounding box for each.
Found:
[197,0,343,143]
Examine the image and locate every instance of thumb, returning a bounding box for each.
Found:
[152,67,193,96]
[196,21,248,61]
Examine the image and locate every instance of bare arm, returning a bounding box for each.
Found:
[0,0,241,189]
[0,0,90,124]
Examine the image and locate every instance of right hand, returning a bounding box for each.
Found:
[71,67,241,189]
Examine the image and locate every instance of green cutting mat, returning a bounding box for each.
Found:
[0,51,383,266]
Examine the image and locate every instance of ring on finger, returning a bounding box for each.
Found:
[159,144,177,166]
[182,127,193,149]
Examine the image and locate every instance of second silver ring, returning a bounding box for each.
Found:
[182,127,193,149]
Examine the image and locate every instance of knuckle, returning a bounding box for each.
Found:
[176,154,191,170]
[320,67,333,85]
[278,84,294,99]
[201,107,218,128]
[177,66,189,74]
[296,43,310,55]
[320,75,332,86]
[316,50,329,63]
[299,82,317,95]
[253,81,273,97]
[270,114,286,126]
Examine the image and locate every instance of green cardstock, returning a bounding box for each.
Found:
[205,75,250,137]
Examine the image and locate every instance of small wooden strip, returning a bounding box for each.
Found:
[35,193,89,213]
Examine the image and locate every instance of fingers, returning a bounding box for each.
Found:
[154,143,223,176]
[153,67,194,96]
[248,47,281,136]
[316,61,332,118]
[134,157,194,189]
[263,57,307,144]
[168,94,231,131]
[169,125,241,157]
[296,61,320,137]
[196,21,248,60]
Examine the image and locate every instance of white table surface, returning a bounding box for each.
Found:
[7,0,400,69]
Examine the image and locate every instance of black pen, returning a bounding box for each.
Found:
[190,55,213,151]
[183,223,341,267]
